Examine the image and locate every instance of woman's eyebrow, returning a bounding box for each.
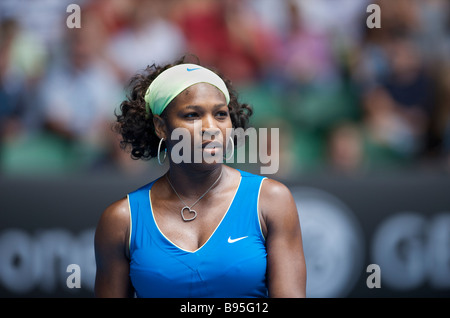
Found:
[185,105,202,110]
[184,104,227,110]
[213,103,228,109]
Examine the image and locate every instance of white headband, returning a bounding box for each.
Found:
[144,64,230,115]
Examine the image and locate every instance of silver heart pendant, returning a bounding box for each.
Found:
[181,206,197,222]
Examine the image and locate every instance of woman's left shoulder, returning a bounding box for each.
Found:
[260,177,294,200]
[234,168,295,202]
[258,177,300,236]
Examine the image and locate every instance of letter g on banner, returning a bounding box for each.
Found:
[372,212,450,290]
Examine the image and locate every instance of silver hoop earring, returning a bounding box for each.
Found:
[225,136,234,161]
[157,138,167,165]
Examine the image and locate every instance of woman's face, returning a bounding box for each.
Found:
[155,83,233,165]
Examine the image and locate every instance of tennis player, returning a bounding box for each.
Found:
[94,57,306,298]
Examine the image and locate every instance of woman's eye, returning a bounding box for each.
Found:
[184,112,198,118]
[216,111,228,118]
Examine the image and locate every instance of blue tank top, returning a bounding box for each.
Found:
[127,169,268,298]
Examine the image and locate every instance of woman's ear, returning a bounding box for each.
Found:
[153,115,167,140]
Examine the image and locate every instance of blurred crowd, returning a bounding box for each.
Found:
[0,0,449,178]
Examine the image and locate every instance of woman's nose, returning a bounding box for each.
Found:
[202,114,217,129]
[201,115,221,139]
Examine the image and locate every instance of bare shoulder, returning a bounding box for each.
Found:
[99,197,130,227]
[259,178,299,232]
[95,197,130,250]
[260,178,294,201]
[259,178,297,218]
[99,197,130,224]
[94,197,133,297]
[259,178,306,298]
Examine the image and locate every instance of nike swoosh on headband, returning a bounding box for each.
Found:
[228,236,248,243]
[186,67,201,72]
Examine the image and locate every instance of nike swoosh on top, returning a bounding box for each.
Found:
[187,67,201,72]
[228,236,248,243]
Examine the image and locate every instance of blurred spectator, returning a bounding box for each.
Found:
[41,12,119,136]
[0,19,24,139]
[351,0,440,167]
[0,0,79,48]
[270,0,339,88]
[36,10,122,171]
[434,63,450,168]
[106,0,186,82]
[173,0,277,84]
[0,18,47,138]
[246,0,290,37]
[381,36,434,157]
[376,0,421,36]
[83,0,134,37]
[416,0,450,64]
[296,0,371,45]
[361,86,415,164]
[326,122,365,174]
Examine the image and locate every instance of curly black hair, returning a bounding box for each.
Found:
[114,56,253,160]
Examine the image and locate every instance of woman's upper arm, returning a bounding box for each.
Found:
[260,179,307,298]
[94,197,134,298]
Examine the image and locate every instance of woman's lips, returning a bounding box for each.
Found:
[201,141,223,149]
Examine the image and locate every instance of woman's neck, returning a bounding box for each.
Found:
[166,163,224,198]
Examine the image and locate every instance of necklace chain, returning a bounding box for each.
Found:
[165,170,223,216]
